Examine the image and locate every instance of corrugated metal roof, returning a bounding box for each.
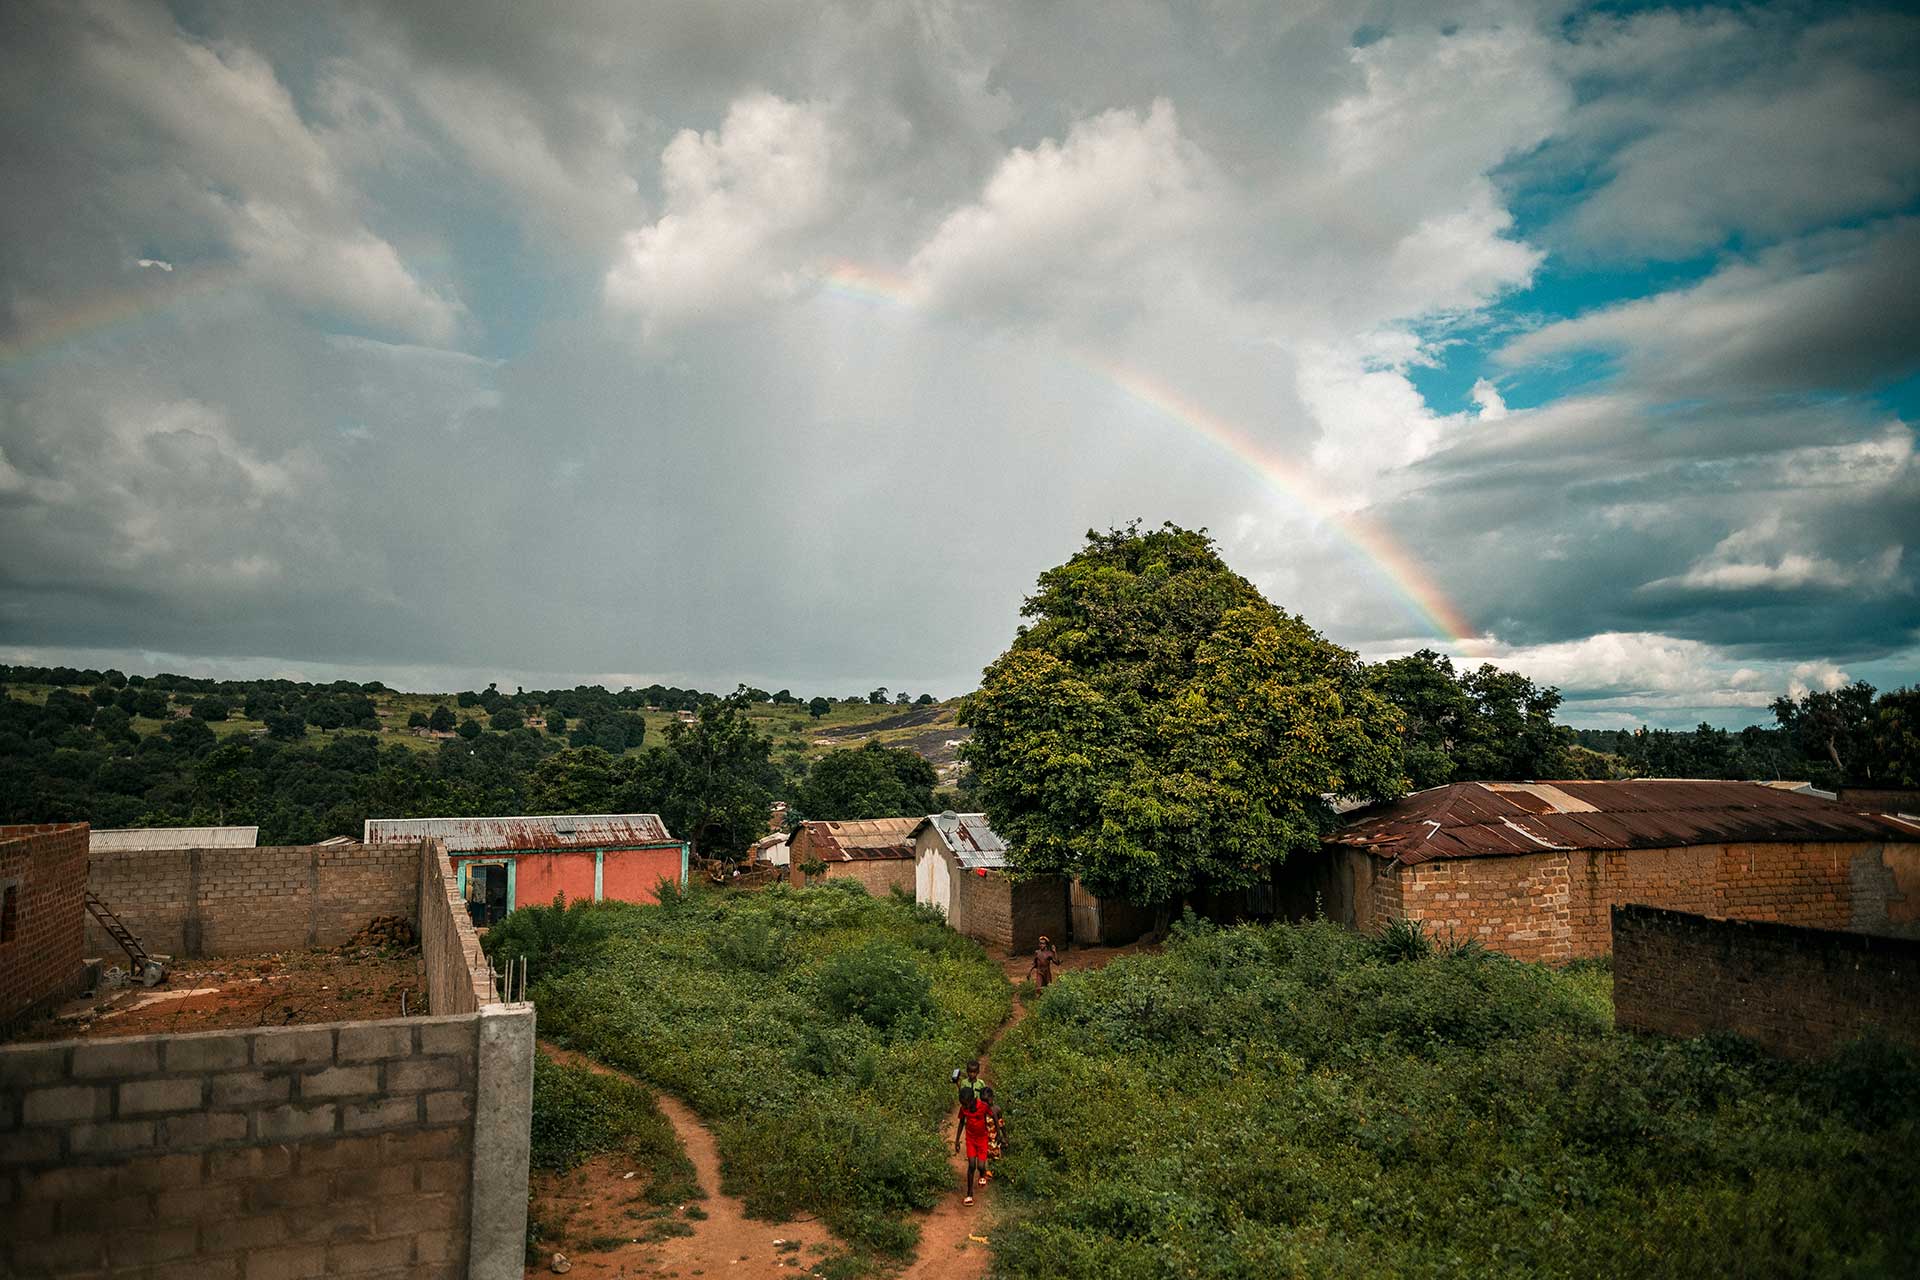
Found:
[363,813,673,852]
[1330,780,1920,866]
[90,826,258,852]
[913,811,1010,870]
[795,817,917,861]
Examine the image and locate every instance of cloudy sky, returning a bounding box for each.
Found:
[1,0,1916,726]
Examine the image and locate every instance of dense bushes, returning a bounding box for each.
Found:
[989,918,1920,1279]
[523,881,1011,1258]
[529,1052,694,1197]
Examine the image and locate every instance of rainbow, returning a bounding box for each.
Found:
[0,264,237,368]
[817,261,1483,653]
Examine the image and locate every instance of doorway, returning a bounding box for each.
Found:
[463,861,512,926]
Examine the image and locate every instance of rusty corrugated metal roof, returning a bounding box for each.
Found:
[1330,780,1920,866]
[363,813,673,853]
[911,811,1010,870]
[90,826,259,852]
[796,817,917,861]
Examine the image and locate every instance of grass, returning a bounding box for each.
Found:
[984,916,1920,1279]
[529,1051,697,1198]
[509,881,1011,1260]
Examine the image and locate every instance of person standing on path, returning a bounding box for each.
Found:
[953,1086,993,1205]
[1029,935,1057,989]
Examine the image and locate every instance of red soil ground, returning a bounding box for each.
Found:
[11,946,423,1042]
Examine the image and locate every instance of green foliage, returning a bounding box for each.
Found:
[623,698,780,859]
[529,1053,696,1203]
[795,739,937,821]
[483,895,616,978]
[961,522,1407,907]
[532,882,1011,1259]
[489,706,520,732]
[456,718,482,740]
[428,704,456,732]
[809,696,831,719]
[988,921,1920,1279]
[1373,915,1433,962]
[819,940,933,1031]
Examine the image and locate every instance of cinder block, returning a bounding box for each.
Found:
[22,1084,109,1125]
[380,1126,462,1163]
[287,1198,375,1243]
[164,1036,250,1073]
[249,1175,334,1211]
[121,1077,205,1115]
[154,1181,244,1223]
[0,1044,69,1087]
[340,1096,418,1132]
[326,1236,414,1271]
[335,1024,412,1063]
[72,1038,162,1078]
[150,1259,240,1280]
[374,1192,458,1235]
[296,1065,379,1099]
[69,1118,156,1154]
[415,1019,473,1057]
[294,1135,380,1173]
[211,1070,291,1108]
[10,1233,107,1271]
[256,1103,337,1141]
[161,1110,249,1146]
[118,1151,205,1191]
[243,1243,329,1279]
[414,1158,465,1194]
[22,1162,118,1200]
[413,1229,455,1263]
[202,1212,287,1253]
[109,1224,198,1266]
[252,1029,334,1067]
[422,1090,472,1125]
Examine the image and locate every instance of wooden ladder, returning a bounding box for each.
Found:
[84,890,152,969]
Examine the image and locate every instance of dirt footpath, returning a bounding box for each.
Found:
[529,1047,837,1279]
[898,940,1151,1280]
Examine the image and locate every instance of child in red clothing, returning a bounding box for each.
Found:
[952,1086,992,1204]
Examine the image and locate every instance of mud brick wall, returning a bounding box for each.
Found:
[1612,903,1920,1059]
[419,839,495,1015]
[951,867,1066,953]
[0,823,90,1029]
[812,857,916,896]
[1347,838,1919,963]
[85,841,418,959]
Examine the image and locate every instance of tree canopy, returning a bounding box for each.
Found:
[1368,649,1566,788]
[960,523,1407,908]
[795,739,937,821]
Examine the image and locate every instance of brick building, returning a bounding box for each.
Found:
[364,814,688,923]
[0,823,90,1030]
[1277,780,1920,962]
[912,812,1067,953]
[788,818,917,894]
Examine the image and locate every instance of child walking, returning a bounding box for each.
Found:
[953,1086,993,1205]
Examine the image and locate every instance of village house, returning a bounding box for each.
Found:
[1278,779,1920,962]
[364,813,687,923]
[912,811,1067,952]
[788,818,917,894]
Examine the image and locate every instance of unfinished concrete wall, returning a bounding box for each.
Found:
[84,841,418,959]
[420,839,495,1015]
[1613,904,1920,1059]
[0,1006,534,1278]
[0,823,90,1031]
[811,857,915,896]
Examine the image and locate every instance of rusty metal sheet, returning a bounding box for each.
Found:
[1331,780,1919,865]
[797,817,918,861]
[363,813,672,852]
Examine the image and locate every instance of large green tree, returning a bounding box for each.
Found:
[960,523,1406,909]
[622,698,780,858]
[795,740,937,820]
[1368,649,1566,785]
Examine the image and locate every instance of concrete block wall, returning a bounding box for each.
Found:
[419,839,495,1015]
[85,842,417,960]
[0,1006,535,1279]
[0,823,90,1029]
[814,858,916,896]
[1612,903,1920,1059]
[950,865,1066,953]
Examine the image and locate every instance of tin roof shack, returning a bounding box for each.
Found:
[0,823,90,1031]
[1280,780,1920,962]
[364,814,687,923]
[913,812,1067,953]
[788,818,918,895]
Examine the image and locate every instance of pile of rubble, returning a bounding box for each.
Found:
[352,914,417,947]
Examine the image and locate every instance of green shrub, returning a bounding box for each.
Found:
[483,894,615,979]
[820,940,933,1031]
[1373,915,1433,962]
[985,919,1920,1279]
[528,1053,696,1203]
